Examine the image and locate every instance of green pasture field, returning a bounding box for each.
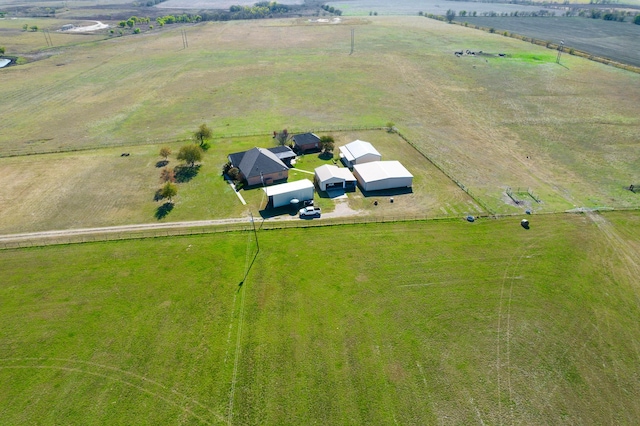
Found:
[1,212,640,424]
[1,16,639,227]
[0,129,474,234]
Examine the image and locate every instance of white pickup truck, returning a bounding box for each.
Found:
[299,206,321,219]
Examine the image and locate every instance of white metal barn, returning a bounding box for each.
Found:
[263,179,314,208]
[338,140,381,168]
[352,161,413,192]
[314,165,357,191]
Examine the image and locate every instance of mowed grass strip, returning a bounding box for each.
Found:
[1,213,640,424]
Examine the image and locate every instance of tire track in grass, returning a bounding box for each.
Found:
[495,250,513,425]
[495,245,524,425]
[0,363,224,424]
[227,231,254,424]
[503,245,534,424]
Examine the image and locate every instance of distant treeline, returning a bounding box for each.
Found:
[135,0,168,7]
[432,7,639,23]
[320,4,343,16]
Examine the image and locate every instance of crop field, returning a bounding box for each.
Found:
[327,0,557,16]
[157,0,304,9]
[2,213,640,424]
[461,16,640,68]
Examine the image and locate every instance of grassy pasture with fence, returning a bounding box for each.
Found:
[1,213,640,424]
[1,16,639,223]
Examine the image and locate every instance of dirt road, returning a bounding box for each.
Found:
[0,218,253,244]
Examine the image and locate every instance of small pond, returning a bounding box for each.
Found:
[0,58,11,68]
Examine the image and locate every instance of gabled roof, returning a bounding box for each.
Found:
[353,161,413,182]
[315,164,356,183]
[263,179,314,196]
[292,132,320,147]
[229,146,295,167]
[237,147,288,179]
[269,145,296,161]
[339,140,381,162]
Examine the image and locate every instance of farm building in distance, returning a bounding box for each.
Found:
[228,147,290,187]
[339,140,382,168]
[292,132,321,153]
[263,179,315,208]
[314,164,356,191]
[352,161,413,192]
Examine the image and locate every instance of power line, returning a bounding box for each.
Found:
[349,28,354,55]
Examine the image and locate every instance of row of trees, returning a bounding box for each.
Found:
[21,24,39,31]
[320,4,343,16]
[156,14,201,26]
[154,124,212,216]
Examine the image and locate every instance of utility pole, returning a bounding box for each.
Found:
[250,212,259,252]
[556,39,564,64]
[349,28,355,55]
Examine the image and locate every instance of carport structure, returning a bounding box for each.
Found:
[314,164,357,191]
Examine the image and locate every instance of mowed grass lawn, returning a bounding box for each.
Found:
[0,129,474,234]
[2,213,640,424]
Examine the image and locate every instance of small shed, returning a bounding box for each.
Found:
[314,164,356,191]
[292,133,321,154]
[352,161,413,192]
[263,179,314,208]
[339,140,381,168]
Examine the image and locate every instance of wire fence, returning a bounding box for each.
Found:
[3,205,638,251]
[394,129,493,214]
[0,126,385,158]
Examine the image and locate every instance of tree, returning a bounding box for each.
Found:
[227,167,240,181]
[275,129,289,146]
[634,15,640,25]
[193,123,212,149]
[159,182,178,203]
[23,24,28,31]
[30,25,39,32]
[319,135,335,153]
[386,121,396,133]
[0,46,5,55]
[445,9,456,22]
[159,146,171,160]
[160,167,176,183]
[177,144,202,167]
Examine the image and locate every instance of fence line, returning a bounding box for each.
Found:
[393,129,494,214]
[0,126,384,158]
[3,206,639,250]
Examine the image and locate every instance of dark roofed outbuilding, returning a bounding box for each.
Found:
[292,133,321,154]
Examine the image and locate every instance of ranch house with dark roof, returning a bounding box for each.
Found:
[228,147,290,187]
